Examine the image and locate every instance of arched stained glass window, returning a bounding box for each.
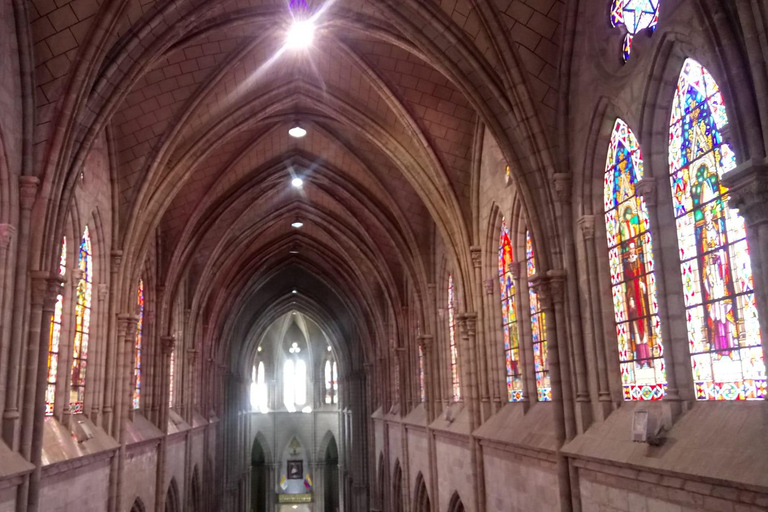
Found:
[605,119,667,400]
[325,360,333,404]
[133,279,144,410]
[448,274,460,401]
[418,344,425,403]
[169,348,176,407]
[70,226,92,414]
[610,0,660,62]
[283,344,307,412]
[251,362,268,412]
[669,59,765,400]
[284,359,295,411]
[46,237,67,416]
[527,231,551,401]
[499,218,523,401]
[333,361,338,404]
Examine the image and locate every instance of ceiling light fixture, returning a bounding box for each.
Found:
[292,289,298,294]
[291,177,304,188]
[291,220,304,228]
[286,19,315,50]
[288,125,307,138]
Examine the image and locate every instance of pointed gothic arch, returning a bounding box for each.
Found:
[448,492,465,512]
[392,459,403,512]
[165,478,180,512]
[413,472,431,512]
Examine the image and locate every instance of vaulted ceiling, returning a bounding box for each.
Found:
[33,0,566,370]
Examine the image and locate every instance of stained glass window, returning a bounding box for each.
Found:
[251,362,268,412]
[325,360,333,404]
[70,227,92,414]
[332,361,338,405]
[604,119,667,400]
[448,274,460,401]
[283,347,307,411]
[499,218,523,401]
[527,231,551,401]
[169,348,176,407]
[284,359,295,411]
[133,279,144,409]
[46,237,67,416]
[505,165,511,185]
[418,345,425,403]
[610,0,660,62]
[669,59,765,400]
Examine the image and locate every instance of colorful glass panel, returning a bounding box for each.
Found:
[332,361,338,405]
[448,274,460,401]
[499,218,523,401]
[669,59,765,400]
[169,348,176,407]
[418,345,425,403]
[133,279,144,409]
[70,227,92,414]
[526,231,551,401]
[605,119,667,400]
[46,237,66,416]
[325,360,332,404]
[610,0,660,62]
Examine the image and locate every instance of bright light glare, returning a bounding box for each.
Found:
[291,177,304,188]
[301,406,312,414]
[292,289,298,294]
[286,19,315,49]
[291,221,304,228]
[288,125,307,138]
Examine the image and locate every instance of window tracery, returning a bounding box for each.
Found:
[499,218,523,401]
[605,118,667,400]
[669,59,765,400]
[527,231,551,401]
[448,274,460,402]
[133,279,144,409]
[45,237,66,416]
[70,226,92,414]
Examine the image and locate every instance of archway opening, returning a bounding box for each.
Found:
[324,436,339,512]
[252,437,268,512]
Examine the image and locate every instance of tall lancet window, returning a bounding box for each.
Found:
[70,226,92,414]
[448,274,460,401]
[251,362,268,413]
[527,231,551,401]
[284,342,307,411]
[605,119,666,400]
[418,345,425,403]
[669,59,765,400]
[133,279,145,409]
[169,348,176,407]
[499,217,523,401]
[46,237,67,416]
[324,358,338,405]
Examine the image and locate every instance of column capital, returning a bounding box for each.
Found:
[71,268,84,288]
[635,178,657,206]
[577,215,596,240]
[19,176,40,210]
[530,270,567,308]
[0,224,16,249]
[553,173,572,205]
[470,246,482,268]
[722,160,768,227]
[417,334,434,350]
[161,336,176,354]
[110,250,123,273]
[98,283,109,299]
[117,313,139,338]
[30,271,65,308]
[459,313,478,337]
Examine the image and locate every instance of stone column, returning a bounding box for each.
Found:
[0,224,16,420]
[3,177,38,449]
[470,246,491,421]
[554,173,591,432]
[103,250,123,435]
[312,461,326,512]
[92,283,110,426]
[58,268,82,426]
[115,314,139,511]
[483,278,504,411]
[635,179,685,410]
[26,272,65,512]
[722,161,768,400]
[577,215,613,420]
[417,336,434,421]
[530,272,572,512]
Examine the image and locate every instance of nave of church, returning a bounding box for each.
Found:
[0,0,765,511]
